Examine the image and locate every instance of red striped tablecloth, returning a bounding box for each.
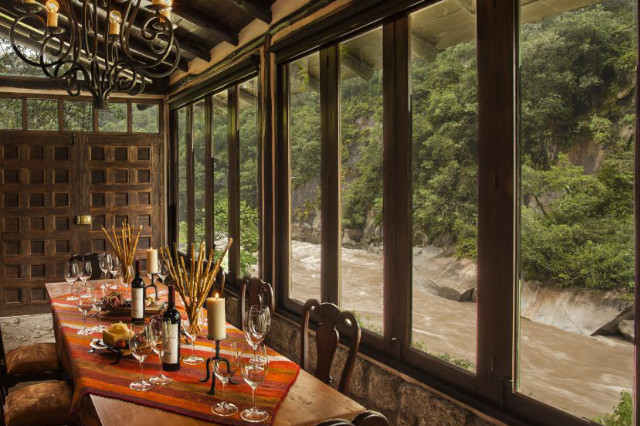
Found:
[50,291,299,425]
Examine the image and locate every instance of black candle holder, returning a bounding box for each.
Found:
[145,273,159,301]
[200,339,237,395]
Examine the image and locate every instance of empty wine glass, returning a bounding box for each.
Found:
[148,316,172,385]
[181,309,204,365]
[157,259,169,296]
[108,256,120,290]
[211,340,239,417]
[79,260,92,298]
[129,323,155,392]
[76,290,95,336]
[65,261,79,301]
[98,253,111,287]
[244,305,271,350]
[91,284,106,332]
[239,341,269,422]
[121,264,134,297]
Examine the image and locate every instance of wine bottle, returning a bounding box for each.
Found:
[131,260,145,323]
[162,284,181,371]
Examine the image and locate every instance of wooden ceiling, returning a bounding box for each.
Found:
[0,0,276,75]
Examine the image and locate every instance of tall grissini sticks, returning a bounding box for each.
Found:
[160,239,233,335]
[101,223,142,282]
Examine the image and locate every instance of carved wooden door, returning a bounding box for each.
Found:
[0,132,163,316]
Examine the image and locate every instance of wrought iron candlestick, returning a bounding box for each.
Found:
[200,340,236,395]
[145,273,159,301]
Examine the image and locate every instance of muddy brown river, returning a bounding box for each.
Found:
[289,240,632,420]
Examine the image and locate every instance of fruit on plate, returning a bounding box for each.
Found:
[102,321,133,347]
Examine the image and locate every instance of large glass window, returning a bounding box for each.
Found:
[99,102,127,132]
[518,0,635,421]
[177,107,188,251]
[212,91,229,265]
[339,29,384,335]
[410,2,478,372]
[27,98,58,131]
[193,100,206,245]
[289,52,321,303]
[0,98,22,129]
[132,103,159,133]
[239,78,260,277]
[64,100,92,131]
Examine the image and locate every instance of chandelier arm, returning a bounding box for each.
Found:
[9,14,48,68]
[142,37,180,79]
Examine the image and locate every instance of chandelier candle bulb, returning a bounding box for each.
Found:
[206,294,226,341]
[46,0,59,27]
[23,0,35,4]
[147,248,158,274]
[108,10,121,35]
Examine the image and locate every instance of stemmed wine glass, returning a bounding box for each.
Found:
[129,323,155,392]
[91,284,106,332]
[239,341,269,422]
[121,265,134,297]
[79,260,92,298]
[181,310,204,365]
[157,259,169,296]
[244,305,271,350]
[98,253,111,288]
[76,290,95,336]
[65,261,79,301]
[148,316,172,385]
[211,340,239,417]
[108,256,120,290]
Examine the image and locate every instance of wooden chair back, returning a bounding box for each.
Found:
[315,411,390,426]
[69,253,102,280]
[240,277,275,330]
[300,299,361,394]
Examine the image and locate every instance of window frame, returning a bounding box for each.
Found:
[168,71,262,289]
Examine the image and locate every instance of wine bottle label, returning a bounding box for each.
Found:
[131,288,144,319]
[162,322,179,364]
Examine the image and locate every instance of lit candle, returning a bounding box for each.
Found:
[108,10,121,36]
[206,293,226,341]
[153,0,172,22]
[23,0,35,4]
[159,7,171,22]
[146,248,158,274]
[46,0,59,27]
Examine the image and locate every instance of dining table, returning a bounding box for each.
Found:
[45,280,364,426]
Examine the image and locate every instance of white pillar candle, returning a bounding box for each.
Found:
[147,248,158,274]
[206,294,226,341]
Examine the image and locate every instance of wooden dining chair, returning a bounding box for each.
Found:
[300,299,361,394]
[315,410,391,426]
[69,252,102,280]
[0,323,65,397]
[240,277,275,330]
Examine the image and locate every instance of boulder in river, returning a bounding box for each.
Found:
[618,320,634,342]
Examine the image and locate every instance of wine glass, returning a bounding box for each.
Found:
[76,290,95,336]
[211,340,239,417]
[98,253,111,287]
[157,259,169,296]
[108,256,120,290]
[121,264,134,297]
[148,316,172,385]
[239,341,269,422]
[65,261,79,301]
[129,323,155,392]
[91,284,106,332]
[244,305,271,350]
[79,260,92,298]
[181,310,204,365]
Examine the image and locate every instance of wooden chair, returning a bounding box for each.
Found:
[240,277,275,330]
[69,253,102,280]
[0,324,72,426]
[300,299,361,394]
[315,410,391,426]
[0,323,65,397]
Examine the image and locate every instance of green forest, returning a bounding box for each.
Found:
[289,0,636,294]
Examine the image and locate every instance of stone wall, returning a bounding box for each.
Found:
[225,293,502,426]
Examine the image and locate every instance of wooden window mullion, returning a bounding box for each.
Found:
[228,86,241,282]
[205,96,214,251]
[186,104,195,248]
[320,46,341,305]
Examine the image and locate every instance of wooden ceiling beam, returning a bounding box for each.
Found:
[411,34,437,62]
[230,0,272,23]
[170,2,238,46]
[341,51,374,80]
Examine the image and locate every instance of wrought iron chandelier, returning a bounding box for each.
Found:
[10,0,180,108]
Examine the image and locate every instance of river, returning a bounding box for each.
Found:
[289,240,632,420]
